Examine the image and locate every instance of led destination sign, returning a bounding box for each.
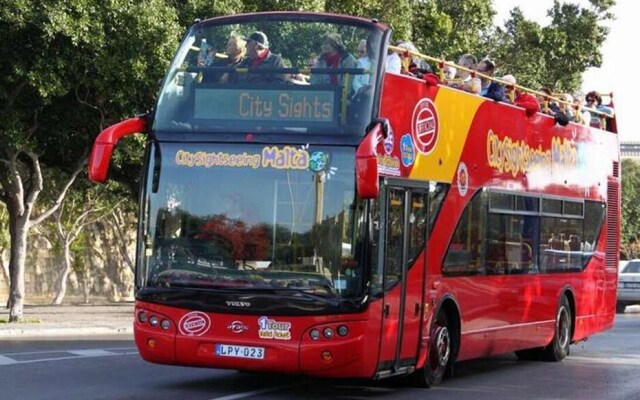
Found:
[195,88,336,123]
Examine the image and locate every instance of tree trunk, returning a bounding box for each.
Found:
[8,214,28,322]
[52,242,72,305]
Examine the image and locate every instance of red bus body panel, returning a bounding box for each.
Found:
[378,72,618,366]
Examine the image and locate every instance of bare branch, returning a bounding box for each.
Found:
[28,155,88,228]
[110,207,135,271]
[75,86,100,113]
[23,151,43,210]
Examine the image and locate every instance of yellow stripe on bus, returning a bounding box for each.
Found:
[409,89,485,182]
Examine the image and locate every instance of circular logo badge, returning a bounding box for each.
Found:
[178,311,211,336]
[411,98,439,154]
[457,162,469,197]
[309,151,329,172]
[228,321,249,334]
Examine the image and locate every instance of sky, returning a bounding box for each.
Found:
[493,0,636,142]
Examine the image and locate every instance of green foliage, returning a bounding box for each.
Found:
[169,0,245,30]
[490,8,547,90]
[243,0,324,13]
[1,0,180,189]
[491,0,614,93]
[412,0,495,60]
[326,0,415,41]
[621,159,640,248]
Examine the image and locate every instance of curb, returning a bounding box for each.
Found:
[0,326,133,339]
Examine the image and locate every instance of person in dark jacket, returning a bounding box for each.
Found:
[236,31,286,84]
[476,58,505,102]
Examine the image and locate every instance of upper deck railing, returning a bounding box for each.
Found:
[387,45,615,122]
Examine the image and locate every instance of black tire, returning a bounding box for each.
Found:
[616,302,626,314]
[413,310,452,388]
[542,295,572,361]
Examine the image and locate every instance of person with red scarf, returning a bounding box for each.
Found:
[310,32,357,90]
[236,31,285,84]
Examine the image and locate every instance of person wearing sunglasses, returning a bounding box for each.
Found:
[585,91,614,129]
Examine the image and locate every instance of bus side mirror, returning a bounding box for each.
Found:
[356,120,387,199]
[88,116,148,183]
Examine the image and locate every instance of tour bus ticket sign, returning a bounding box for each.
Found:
[195,88,336,124]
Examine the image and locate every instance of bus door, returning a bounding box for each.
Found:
[375,179,430,375]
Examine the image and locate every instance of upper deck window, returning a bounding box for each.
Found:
[154,15,385,136]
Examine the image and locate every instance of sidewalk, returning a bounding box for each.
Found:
[0,303,134,339]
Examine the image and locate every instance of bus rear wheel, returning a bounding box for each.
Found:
[413,310,452,388]
[542,295,572,361]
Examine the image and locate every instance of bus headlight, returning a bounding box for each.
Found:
[323,327,334,339]
[310,329,321,340]
[337,325,349,337]
[138,311,148,324]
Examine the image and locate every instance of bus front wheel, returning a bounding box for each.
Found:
[413,309,452,388]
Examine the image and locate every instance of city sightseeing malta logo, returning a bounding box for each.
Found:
[411,98,439,154]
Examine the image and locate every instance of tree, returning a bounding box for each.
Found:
[491,0,615,92]
[326,0,415,41]
[49,180,123,305]
[0,0,179,321]
[621,159,640,259]
[169,0,245,30]
[489,8,548,89]
[412,0,495,61]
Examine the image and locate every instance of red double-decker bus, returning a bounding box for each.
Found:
[88,12,620,387]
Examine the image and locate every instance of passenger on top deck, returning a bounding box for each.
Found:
[502,74,539,115]
[448,53,480,94]
[476,58,505,102]
[211,34,247,83]
[558,93,576,121]
[236,31,286,84]
[442,62,456,80]
[585,91,615,130]
[352,39,372,96]
[386,41,402,74]
[396,42,432,78]
[537,87,561,116]
[310,32,358,87]
[572,93,591,125]
[501,74,517,103]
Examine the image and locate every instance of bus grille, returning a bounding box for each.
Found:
[606,177,620,271]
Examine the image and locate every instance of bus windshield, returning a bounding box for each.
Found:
[154,15,385,135]
[139,142,367,300]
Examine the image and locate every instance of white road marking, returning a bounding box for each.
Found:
[0,347,138,367]
[208,383,301,400]
[568,355,640,366]
[68,349,116,357]
[0,355,18,365]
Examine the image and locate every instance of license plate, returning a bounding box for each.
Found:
[215,344,265,359]
[623,282,640,289]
